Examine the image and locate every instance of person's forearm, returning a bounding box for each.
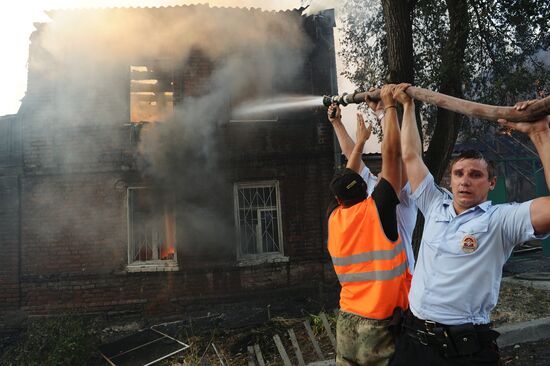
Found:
[346,142,366,173]
[401,102,421,162]
[400,101,428,192]
[381,107,401,160]
[380,107,401,192]
[530,128,550,191]
[333,120,367,170]
[332,120,355,157]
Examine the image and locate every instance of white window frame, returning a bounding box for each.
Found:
[234,181,286,264]
[126,187,179,272]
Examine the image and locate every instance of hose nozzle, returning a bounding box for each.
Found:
[323,93,350,107]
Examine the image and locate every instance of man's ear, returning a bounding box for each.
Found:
[489,176,497,190]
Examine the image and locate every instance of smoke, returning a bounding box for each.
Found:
[301,0,338,16]
[23,5,311,253]
[136,8,310,248]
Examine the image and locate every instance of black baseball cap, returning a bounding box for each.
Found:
[330,168,368,207]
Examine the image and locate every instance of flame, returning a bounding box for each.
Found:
[130,65,174,123]
[161,206,176,260]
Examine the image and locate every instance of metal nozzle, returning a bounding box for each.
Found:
[322,92,350,107]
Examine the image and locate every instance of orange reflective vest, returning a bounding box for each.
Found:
[328,197,410,319]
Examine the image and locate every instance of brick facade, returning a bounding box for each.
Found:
[0,6,339,318]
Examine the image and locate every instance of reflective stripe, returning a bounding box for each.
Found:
[337,261,407,283]
[331,242,404,266]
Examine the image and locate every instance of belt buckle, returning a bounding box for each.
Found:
[416,330,429,346]
[425,320,437,335]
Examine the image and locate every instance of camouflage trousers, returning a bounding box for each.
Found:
[336,311,395,366]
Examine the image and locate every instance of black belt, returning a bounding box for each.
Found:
[403,312,498,358]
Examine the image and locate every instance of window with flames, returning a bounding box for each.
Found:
[127,187,176,264]
[234,181,283,258]
[130,61,175,124]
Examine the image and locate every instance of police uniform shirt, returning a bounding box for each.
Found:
[409,173,550,325]
[361,166,417,273]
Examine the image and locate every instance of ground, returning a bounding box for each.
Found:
[161,281,550,365]
[501,339,550,366]
[1,253,549,365]
[491,281,550,327]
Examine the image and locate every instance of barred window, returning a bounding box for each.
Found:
[234,181,283,258]
[127,187,177,271]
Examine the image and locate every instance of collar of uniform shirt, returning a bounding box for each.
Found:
[442,199,492,218]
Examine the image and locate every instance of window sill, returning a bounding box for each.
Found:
[127,261,179,273]
[237,254,289,267]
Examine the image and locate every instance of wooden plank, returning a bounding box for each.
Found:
[307,360,336,366]
[288,329,306,366]
[273,334,293,366]
[253,344,266,366]
[211,343,226,366]
[303,320,324,360]
[319,313,337,351]
[247,346,256,366]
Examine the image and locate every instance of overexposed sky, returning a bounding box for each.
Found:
[0,0,379,152]
[0,0,300,116]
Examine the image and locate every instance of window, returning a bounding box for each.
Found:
[234,181,284,259]
[127,187,178,271]
[130,61,174,123]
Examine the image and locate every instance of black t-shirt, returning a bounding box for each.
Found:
[371,178,400,241]
[327,177,399,241]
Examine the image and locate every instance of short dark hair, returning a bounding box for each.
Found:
[330,168,368,207]
[450,150,496,179]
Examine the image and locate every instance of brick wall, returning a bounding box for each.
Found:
[3,7,339,317]
[0,176,20,312]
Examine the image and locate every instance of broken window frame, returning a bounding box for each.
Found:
[234,181,285,261]
[130,60,175,124]
[127,187,178,272]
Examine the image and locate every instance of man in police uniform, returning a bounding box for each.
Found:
[390,84,550,366]
[327,99,417,274]
[327,85,411,365]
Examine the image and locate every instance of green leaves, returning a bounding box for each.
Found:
[338,0,550,141]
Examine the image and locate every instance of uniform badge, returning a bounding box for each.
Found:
[461,234,478,253]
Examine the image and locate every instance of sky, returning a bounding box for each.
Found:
[0,0,379,152]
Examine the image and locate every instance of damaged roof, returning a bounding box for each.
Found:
[45,3,306,19]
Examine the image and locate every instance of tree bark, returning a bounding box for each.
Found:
[381,0,415,84]
[424,0,470,182]
[414,0,470,255]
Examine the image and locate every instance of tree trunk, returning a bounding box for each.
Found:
[424,0,470,183]
[381,0,415,84]
[413,0,470,255]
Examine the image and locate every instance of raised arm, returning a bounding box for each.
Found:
[327,103,371,171]
[378,84,402,194]
[499,102,550,235]
[346,113,371,174]
[393,83,429,193]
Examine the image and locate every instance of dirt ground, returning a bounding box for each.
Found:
[501,339,550,366]
[162,281,550,365]
[492,281,550,327]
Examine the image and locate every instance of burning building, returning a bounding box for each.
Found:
[0,5,338,318]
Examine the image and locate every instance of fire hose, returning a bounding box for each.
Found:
[323,86,550,122]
